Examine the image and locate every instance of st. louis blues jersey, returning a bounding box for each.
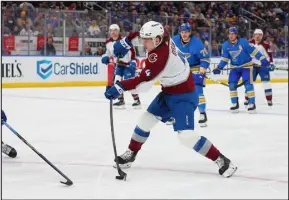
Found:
[172,35,210,73]
[218,38,267,69]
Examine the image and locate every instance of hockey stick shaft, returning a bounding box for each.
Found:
[3,122,73,186]
[205,76,246,89]
[109,98,127,180]
[108,55,127,180]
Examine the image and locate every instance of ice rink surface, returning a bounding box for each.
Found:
[1,83,288,199]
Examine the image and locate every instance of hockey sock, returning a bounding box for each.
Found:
[118,94,124,102]
[245,93,249,101]
[198,95,206,113]
[193,136,220,161]
[262,82,272,101]
[129,126,150,152]
[245,84,255,104]
[132,94,139,101]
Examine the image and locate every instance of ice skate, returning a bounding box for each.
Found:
[132,99,141,109]
[113,149,138,169]
[230,102,239,113]
[198,112,208,127]
[113,100,125,109]
[2,142,17,158]
[267,100,273,107]
[215,153,237,178]
[247,103,256,114]
[166,117,175,125]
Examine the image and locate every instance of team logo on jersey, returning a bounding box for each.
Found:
[145,69,151,77]
[148,53,158,63]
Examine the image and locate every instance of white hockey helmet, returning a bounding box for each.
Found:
[109,24,120,31]
[254,29,263,35]
[140,21,164,47]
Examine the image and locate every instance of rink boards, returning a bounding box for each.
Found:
[2,56,288,88]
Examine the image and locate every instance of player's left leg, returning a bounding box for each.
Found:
[242,67,256,113]
[123,67,141,108]
[195,85,207,127]
[114,92,170,169]
[114,66,125,108]
[168,91,237,178]
[228,69,242,113]
[245,66,259,106]
[259,67,273,106]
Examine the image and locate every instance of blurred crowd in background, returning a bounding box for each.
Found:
[2,1,288,57]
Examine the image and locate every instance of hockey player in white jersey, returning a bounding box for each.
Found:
[244,29,275,106]
[105,21,237,178]
[101,24,141,108]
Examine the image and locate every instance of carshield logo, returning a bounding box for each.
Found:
[37,60,53,79]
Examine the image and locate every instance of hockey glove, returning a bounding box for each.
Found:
[268,64,275,72]
[1,110,7,125]
[105,81,126,100]
[101,56,110,65]
[195,67,206,83]
[113,37,133,58]
[127,60,137,73]
[212,66,222,75]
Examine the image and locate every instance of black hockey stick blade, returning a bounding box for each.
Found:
[116,168,127,180]
[60,179,73,186]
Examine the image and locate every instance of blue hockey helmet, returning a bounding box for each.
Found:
[229,27,238,34]
[178,23,191,33]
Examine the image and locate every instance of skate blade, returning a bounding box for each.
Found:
[248,110,257,114]
[222,164,238,178]
[114,105,126,109]
[230,109,239,113]
[199,123,207,127]
[113,163,132,169]
[132,105,142,109]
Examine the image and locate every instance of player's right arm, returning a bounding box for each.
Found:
[101,40,112,65]
[213,42,230,74]
[218,42,230,70]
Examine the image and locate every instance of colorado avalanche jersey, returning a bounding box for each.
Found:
[102,35,136,65]
[249,39,273,66]
[120,36,195,94]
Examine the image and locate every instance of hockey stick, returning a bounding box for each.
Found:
[110,98,127,181]
[205,76,246,89]
[108,55,127,181]
[3,121,73,186]
[275,67,288,71]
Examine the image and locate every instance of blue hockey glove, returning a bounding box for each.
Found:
[101,56,110,65]
[113,37,133,58]
[105,81,126,100]
[195,67,206,82]
[261,58,270,68]
[127,60,137,73]
[212,66,222,75]
[268,64,275,72]
[1,110,7,125]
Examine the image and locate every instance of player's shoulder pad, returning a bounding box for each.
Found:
[105,38,113,45]
[172,34,180,43]
[222,40,229,48]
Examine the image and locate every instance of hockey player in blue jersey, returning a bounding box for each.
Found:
[213,27,272,113]
[172,23,210,127]
[2,110,17,158]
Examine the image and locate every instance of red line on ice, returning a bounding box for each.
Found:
[3,160,288,184]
